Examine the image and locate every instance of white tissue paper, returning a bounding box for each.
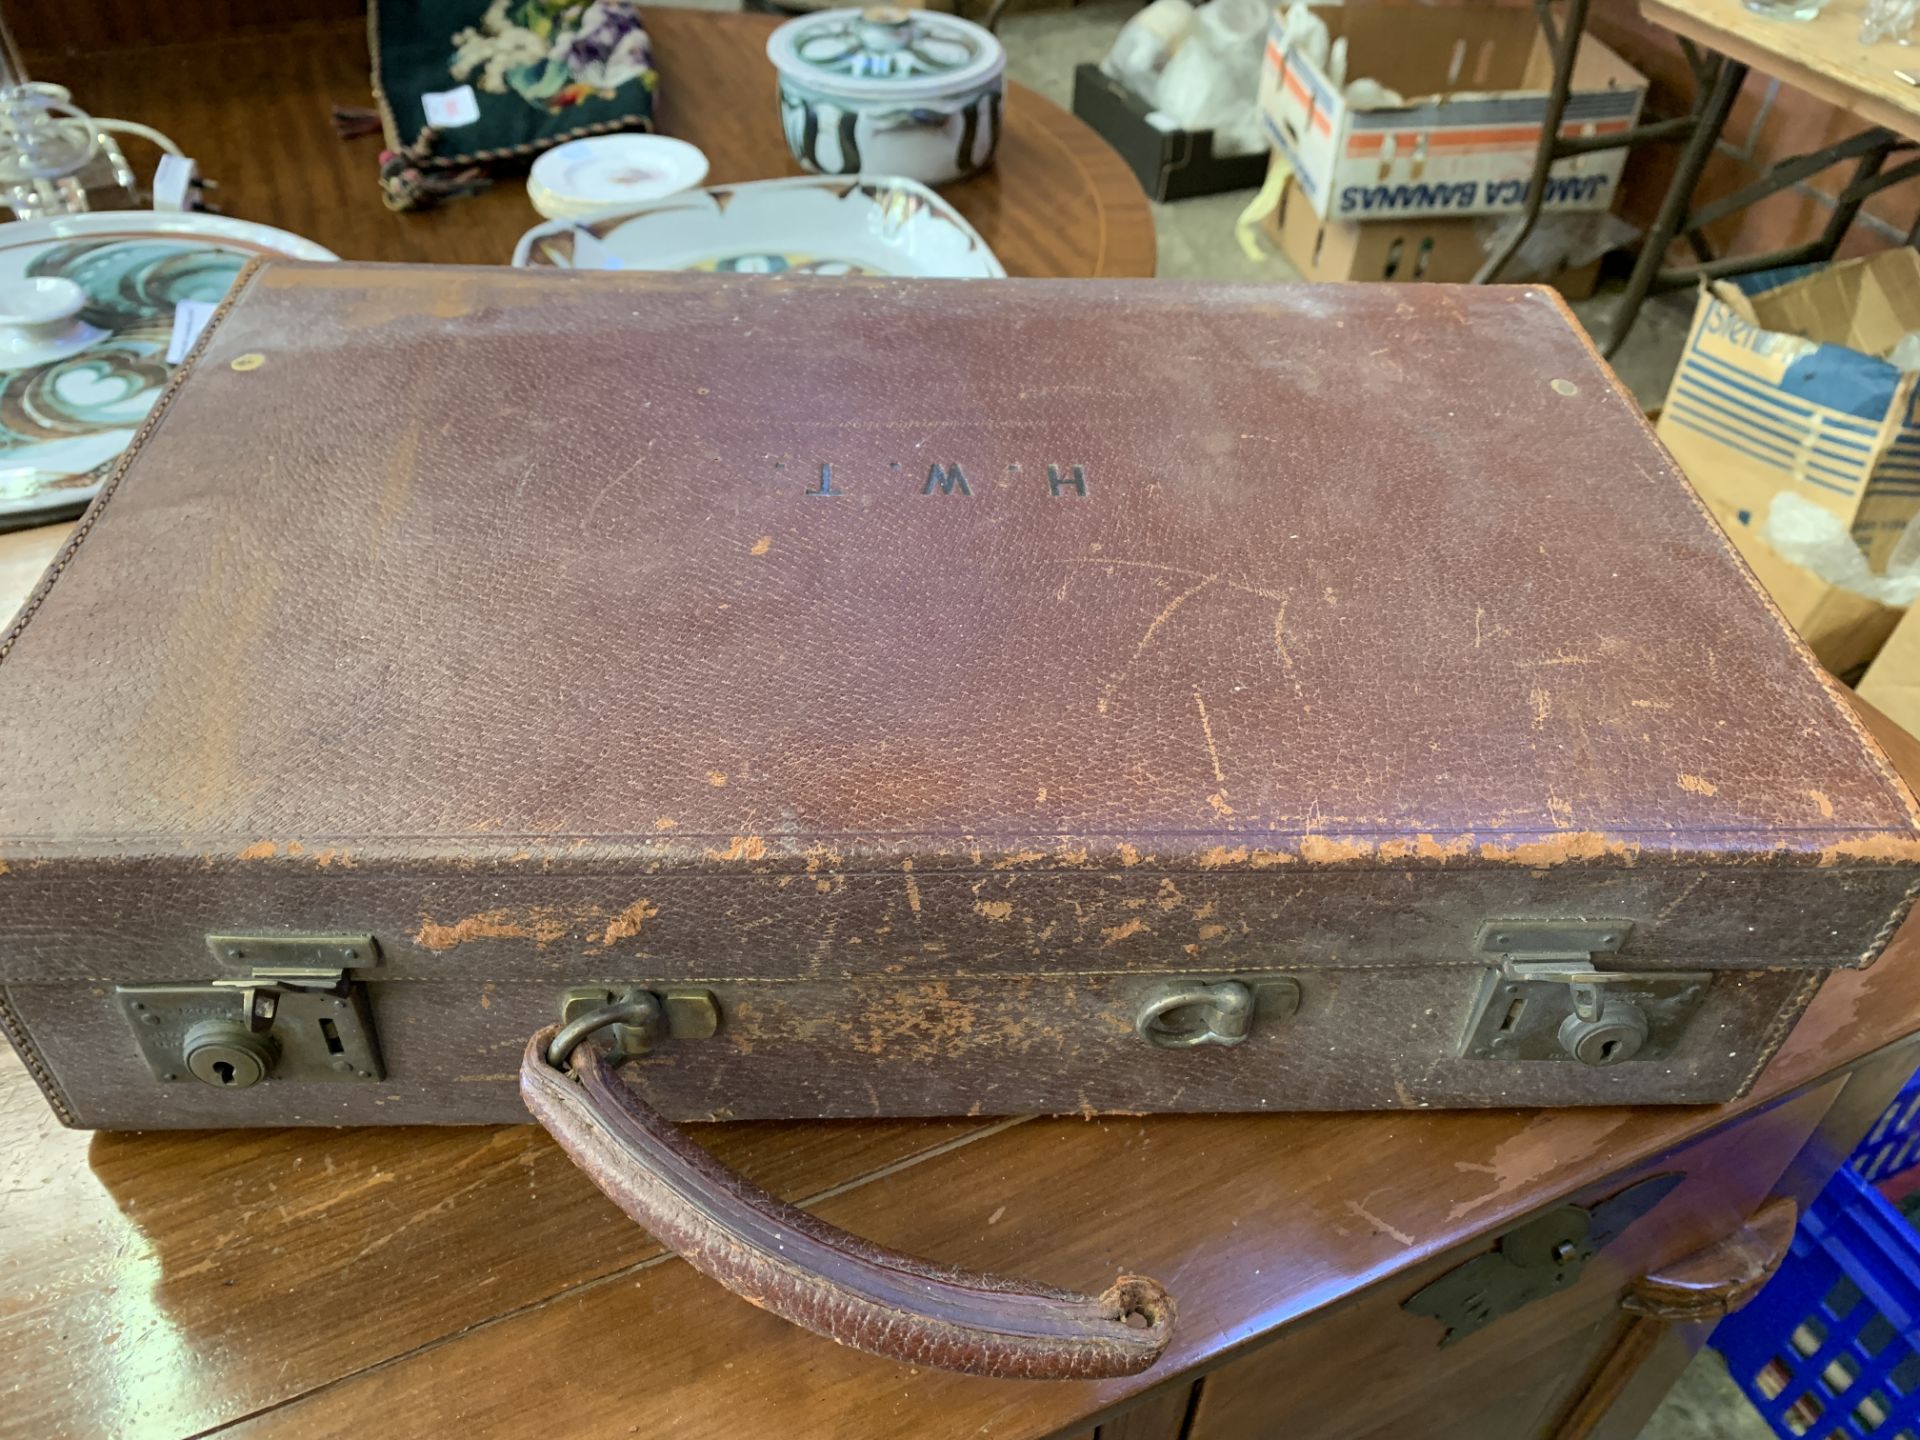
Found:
[1343,78,1405,106]
[1763,493,1920,607]
[1151,0,1270,154]
[1106,0,1401,168]
[1278,1,1330,72]
[1100,0,1197,108]
[1473,211,1640,283]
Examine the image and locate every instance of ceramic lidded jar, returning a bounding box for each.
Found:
[767,6,1007,186]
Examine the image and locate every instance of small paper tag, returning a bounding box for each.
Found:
[568,226,624,271]
[422,84,481,129]
[165,299,219,364]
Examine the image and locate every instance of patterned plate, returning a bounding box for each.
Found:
[0,212,335,529]
[510,175,1005,278]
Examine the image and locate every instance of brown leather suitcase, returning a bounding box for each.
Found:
[4,261,1917,1377]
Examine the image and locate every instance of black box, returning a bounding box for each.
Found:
[1070,63,1268,202]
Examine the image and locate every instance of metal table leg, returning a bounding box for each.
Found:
[1474,0,1911,358]
[1474,0,1593,284]
[1600,57,1746,357]
[1471,0,1746,359]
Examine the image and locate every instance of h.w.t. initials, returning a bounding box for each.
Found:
[790,459,1091,498]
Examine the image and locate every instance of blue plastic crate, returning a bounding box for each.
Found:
[1714,1064,1920,1440]
[1854,1071,1920,1184]
[1716,1168,1920,1438]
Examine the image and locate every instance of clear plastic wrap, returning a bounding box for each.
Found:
[1861,0,1919,44]
[1098,0,1197,109]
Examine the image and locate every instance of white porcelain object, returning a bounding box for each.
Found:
[527,134,710,220]
[512,174,1005,278]
[767,6,1006,186]
[0,276,102,364]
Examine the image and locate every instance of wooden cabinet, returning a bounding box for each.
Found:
[1179,1080,1838,1439]
[1076,1042,1919,1440]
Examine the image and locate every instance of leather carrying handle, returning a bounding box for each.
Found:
[520,1027,1176,1379]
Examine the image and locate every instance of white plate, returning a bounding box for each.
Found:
[511,175,1005,278]
[0,211,335,526]
[528,135,710,220]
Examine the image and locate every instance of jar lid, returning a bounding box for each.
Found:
[767,7,1006,102]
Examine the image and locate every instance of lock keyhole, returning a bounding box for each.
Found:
[1558,999,1650,1067]
[181,1019,274,1089]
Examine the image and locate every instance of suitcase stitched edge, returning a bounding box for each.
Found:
[0,986,74,1125]
[0,259,269,1128]
[1733,969,1827,1100]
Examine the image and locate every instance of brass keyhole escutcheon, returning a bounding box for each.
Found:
[182,1018,275,1089]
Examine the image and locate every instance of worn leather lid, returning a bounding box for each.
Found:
[2,262,1917,883]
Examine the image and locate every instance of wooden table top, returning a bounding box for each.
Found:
[1641,0,1920,141]
[25,9,1156,278]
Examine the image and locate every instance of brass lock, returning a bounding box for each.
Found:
[119,933,384,1087]
[1460,920,1709,1067]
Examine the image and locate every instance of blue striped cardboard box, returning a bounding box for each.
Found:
[1657,255,1920,575]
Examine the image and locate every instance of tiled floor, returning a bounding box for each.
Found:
[1648,1348,1778,1440]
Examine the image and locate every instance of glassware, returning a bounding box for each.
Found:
[0,83,102,218]
[1742,0,1830,20]
[1861,0,1919,45]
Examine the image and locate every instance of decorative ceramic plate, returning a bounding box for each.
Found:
[511,175,1005,278]
[527,135,710,220]
[0,211,335,529]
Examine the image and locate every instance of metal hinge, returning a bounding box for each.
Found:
[1403,1172,1685,1344]
[1460,921,1711,1066]
[118,933,384,1089]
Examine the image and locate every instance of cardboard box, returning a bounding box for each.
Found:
[1860,605,1920,742]
[1656,251,1920,574]
[1258,4,1645,222]
[1072,65,1269,203]
[1266,174,1482,281]
[1262,175,1604,293]
[1703,493,1904,679]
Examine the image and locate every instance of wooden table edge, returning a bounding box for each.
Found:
[1004,79,1158,279]
[178,1019,1920,1438]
